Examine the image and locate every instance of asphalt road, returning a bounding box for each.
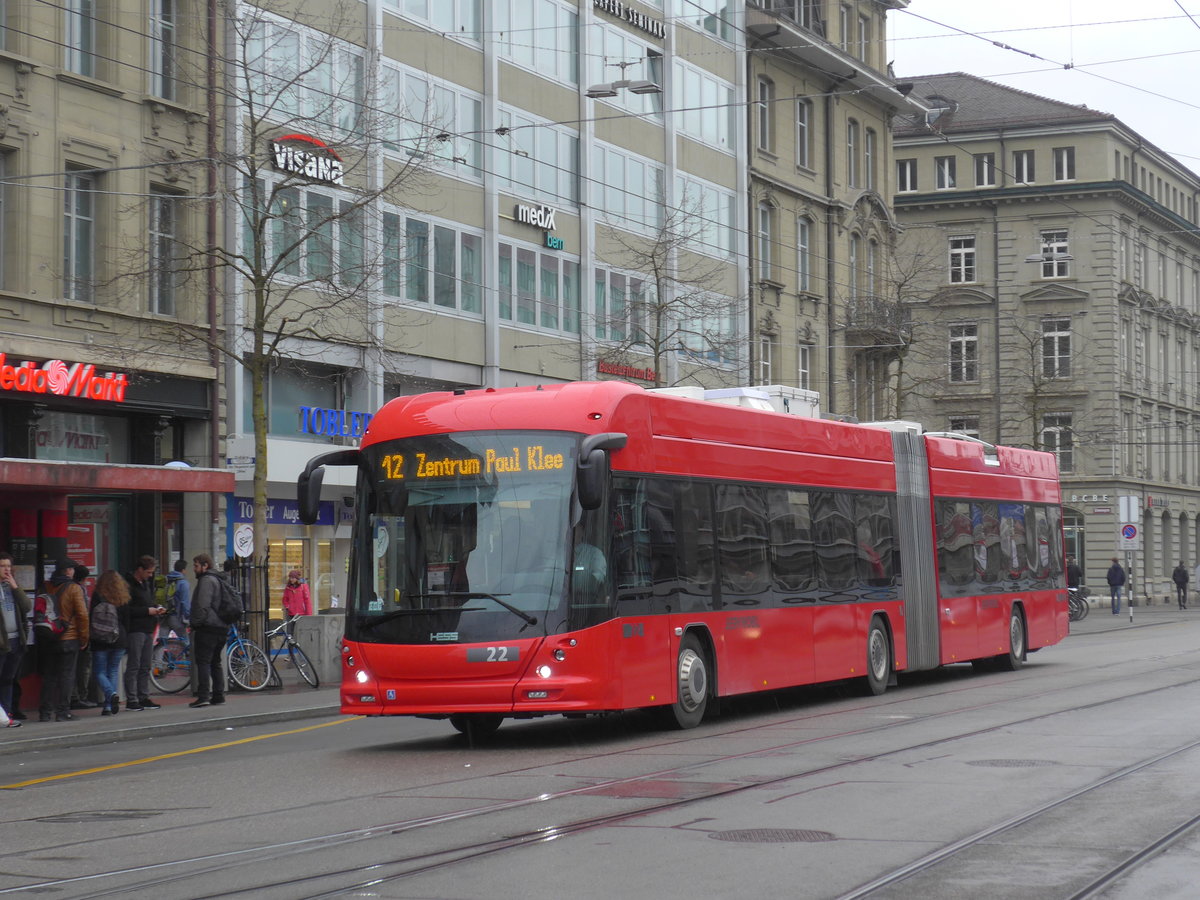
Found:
[4,605,1200,899]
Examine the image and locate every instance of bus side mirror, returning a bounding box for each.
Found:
[577,433,627,510]
[298,449,365,525]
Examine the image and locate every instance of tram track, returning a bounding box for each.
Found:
[8,652,1200,899]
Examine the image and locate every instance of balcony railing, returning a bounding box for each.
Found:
[750,0,826,37]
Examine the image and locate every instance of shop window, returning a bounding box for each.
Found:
[245,361,342,439]
[36,411,130,463]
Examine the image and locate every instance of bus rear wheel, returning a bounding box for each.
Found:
[865,618,891,696]
[449,714,504,738]
[996,608,1026,671]
[665,634,709,729]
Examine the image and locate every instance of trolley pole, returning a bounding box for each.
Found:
[1118,495,1140,624]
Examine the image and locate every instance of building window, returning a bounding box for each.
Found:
[1042,317,1071,378]
[590,26,662,118]
[848,234,860,300]
[1040,229,1070,278]
[390,0,481,42]
[1013,149,1035,184]
[797,217,811,292]
[847,119,860,187]
[149,192,180,315]
[592,143,663,236]
[676,173,736,259]
[798,344,811,390]
[674,60,736,152]
[758,335,774,384]
[856,14,870,61]
[973,152,995,187]
[677,0,733,40]
[65,0,96,77]
[496,241,578,333]
[948,415,980,439]
[385,213,485,315]
[149,0,175,99]
[935,155,956,190]
[63,170,96,302]
[1041,413,1073,471]
[897,158,917,193]
[864,128,876,190]
[384,67,485,180]
[949,235,976,283]
[1053,147,1076,182]
[757,202,773,281]
[250,361,343,439]
[948,323,978,383]
[497,0,573,79]
[795,99,812,168]
[757,76,774,152]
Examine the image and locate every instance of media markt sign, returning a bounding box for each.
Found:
[270,133,345,185]
[0,353,129,403]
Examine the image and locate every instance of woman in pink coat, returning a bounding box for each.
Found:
[281,569,312,630]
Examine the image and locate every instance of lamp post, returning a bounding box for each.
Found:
[586,59,663,99]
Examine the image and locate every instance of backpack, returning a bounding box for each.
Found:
[211,575,244,625]
[32,587,68,641]
[90,599,120,644]
[155,574,179,614]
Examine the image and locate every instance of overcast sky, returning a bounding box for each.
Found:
[887,1,1200,175]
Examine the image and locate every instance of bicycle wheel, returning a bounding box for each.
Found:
[225,638,272,691]
[150,638,191,694]
[289,643,320,688]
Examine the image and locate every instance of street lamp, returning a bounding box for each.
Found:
[586,59,662,99]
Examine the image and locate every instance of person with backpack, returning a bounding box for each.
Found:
[189,553,237,709]
[123,556,165,711]
[89,570,131,717]
[69,564,99,710]
[162,559,192,649]
[0,551,32,727]
[36,558,89,722]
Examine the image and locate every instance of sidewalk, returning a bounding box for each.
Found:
[1068,597,1196,636]
[0,677,342,756]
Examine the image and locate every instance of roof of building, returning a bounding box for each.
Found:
[893,72,1116,136]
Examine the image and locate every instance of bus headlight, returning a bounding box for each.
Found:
[536,665,553,679]
[355,669,371,684]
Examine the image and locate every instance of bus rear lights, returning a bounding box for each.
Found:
[553,649,566,661]
[536,665,553,678]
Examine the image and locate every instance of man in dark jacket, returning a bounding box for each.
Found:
[189,553,230,709]
[124,556,164,710]
[37,559,89,722]
[1173,562,1190,610]
[1107,558,1127,615]
[0,551,31,725]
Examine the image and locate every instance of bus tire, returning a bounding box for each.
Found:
[997,607,1026,671]
[666,633,709,729]
[865,617,891,696]
[449,714,504,738]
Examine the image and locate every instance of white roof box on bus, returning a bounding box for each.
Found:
[701,387,775,411]
[752,385,821,417]
[863,419,924,434]
[648,386,706,401]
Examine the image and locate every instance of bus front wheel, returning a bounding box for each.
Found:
[665,634,709,729]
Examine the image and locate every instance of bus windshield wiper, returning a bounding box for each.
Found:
[418,591,539,626]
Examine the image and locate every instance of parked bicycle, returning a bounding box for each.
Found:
[1068,586,1090,622]
[225,622,272,691]
[150,632,191,694]
[264,619,320,688]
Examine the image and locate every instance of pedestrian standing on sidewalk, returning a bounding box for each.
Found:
[90,570,130,716]
[1107,558,1127,615]
[282,569,312,633]
[124,556,164,711]
[1173,562,1190,610]
[0,551,31,727]
[188,554,229,709]
[162,559,191,649]
[37,559,89,722]
[70,564,98,710]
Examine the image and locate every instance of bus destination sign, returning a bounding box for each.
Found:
[381,445,565,480]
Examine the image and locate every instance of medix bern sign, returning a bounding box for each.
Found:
[0,354,129,402]
[270,134,344,185]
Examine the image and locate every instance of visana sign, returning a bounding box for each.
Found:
[270,134,345,185]
[0,354,129,402]
[514,203,557,231]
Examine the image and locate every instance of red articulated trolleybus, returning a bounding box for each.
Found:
[298,381,1068,736]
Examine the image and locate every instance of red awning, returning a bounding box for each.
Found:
[0,459,234,493]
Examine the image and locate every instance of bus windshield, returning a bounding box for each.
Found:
[350,431,580,644]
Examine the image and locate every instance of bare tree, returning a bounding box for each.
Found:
[113,0,449,632]
[592,194,744,388]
